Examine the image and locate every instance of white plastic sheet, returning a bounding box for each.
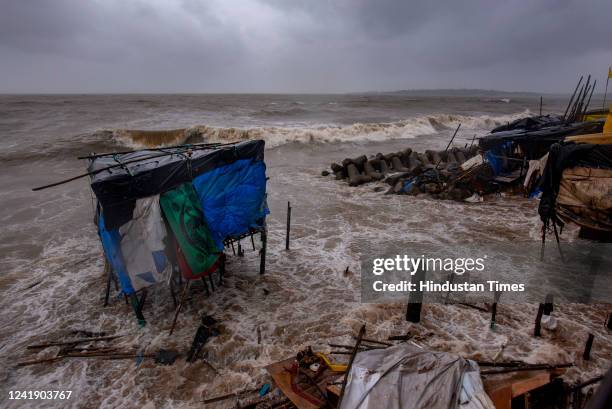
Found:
[340,343,494,409]
[119,195,168,291]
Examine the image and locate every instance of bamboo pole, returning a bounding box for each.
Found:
[563,76,583,121]
[480,363,572,375]
[32,151,178,191]
[435,123,461,170]
[27,335,124,350]
[338,325,366,408]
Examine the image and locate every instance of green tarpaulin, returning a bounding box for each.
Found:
[160,183,220,273]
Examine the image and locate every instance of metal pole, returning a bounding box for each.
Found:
[285,201,291,251]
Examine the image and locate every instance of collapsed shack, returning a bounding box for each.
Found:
[326,115,604,203]
[73,140,269,326]
[263,328,608,409]
[539,143,612,242]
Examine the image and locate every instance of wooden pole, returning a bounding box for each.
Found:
[539,96,543,116]
[435,123,461,170]
[583,79,596,117]
[480,363,572,375]
[583,333,594,360]
[490,291,501,330]
[285,201,291,251]
[490,302,498,330]
[544,294,554,315]
[130,294,146,327]
[169,281,191,335]
[338,324,366,409]
[406,267,425,323]
[103,261,112,307]
[27,335,124,350]
[607,313,612,330]
[534,303,544,337]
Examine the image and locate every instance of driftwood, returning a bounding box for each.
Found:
[388,334,412,341]
[480,363,572,375]
[328,343,384,350]
[26,335,124,350]
[201,388,259,405]
[358,337,392,347]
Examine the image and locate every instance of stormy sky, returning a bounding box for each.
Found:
[1,0,611,93]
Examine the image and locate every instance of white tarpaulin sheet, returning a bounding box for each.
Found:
[340,343,494,409]
[119,195,168,291]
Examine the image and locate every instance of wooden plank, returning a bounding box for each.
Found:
[511,372,550,397]
[266,358,320,409]
[484,370,555,409]
[486,384,512,409]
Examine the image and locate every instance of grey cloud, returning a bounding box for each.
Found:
[0,0,611,93]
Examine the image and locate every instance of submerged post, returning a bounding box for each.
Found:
[285,201,291,251]
[490,291,501,330]
[406,267,425,323]
[544,294,554,315]
[534,303,544,337]
[130,294,146,327]
[607,313,612,330]
[583,333,594,360]
[259,224,267,275]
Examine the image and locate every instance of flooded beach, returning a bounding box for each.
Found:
[0,93,610,408]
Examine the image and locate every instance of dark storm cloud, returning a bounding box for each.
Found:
[0,0,611,93]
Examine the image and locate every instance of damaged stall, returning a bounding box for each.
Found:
[539,108,612,242]
[80,140,268,325]
[325,75,607,203]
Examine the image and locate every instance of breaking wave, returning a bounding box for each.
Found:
[105,110,531,149]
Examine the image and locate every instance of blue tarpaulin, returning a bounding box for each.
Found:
[98,213,135,295]
[192,158,269,248]
[485,141,513,176]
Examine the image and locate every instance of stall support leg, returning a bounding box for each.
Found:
[169,281,191,336]
[201,277,210,296]
[104,262,112,307]
[208,274,215,292]
[129,294,146,327]
[259,226,267,275]
[219,254,225,286]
